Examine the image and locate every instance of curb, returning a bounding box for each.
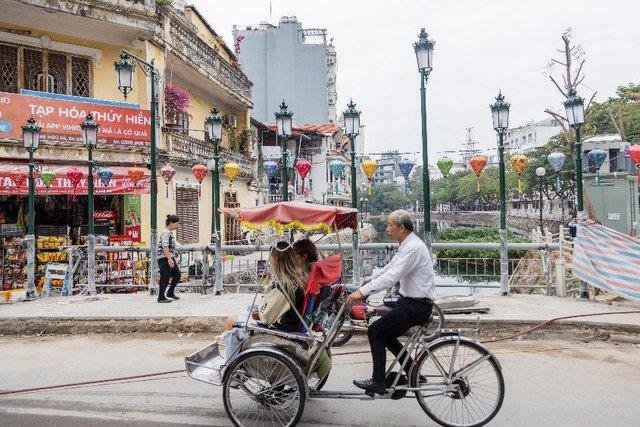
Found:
[1,316,639,337]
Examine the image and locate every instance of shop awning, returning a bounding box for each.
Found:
[0,163,150,196]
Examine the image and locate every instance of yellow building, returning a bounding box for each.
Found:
[0,1,260,250]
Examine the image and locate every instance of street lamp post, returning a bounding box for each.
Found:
[21,118,41,299]
[536,167,547,234]
[491,92,510,295]
[81,114,99,294]
[205,108,224,295]
[114,51,160,293]
[344,100,362,285]
[563,90,586,298]
[275,100,293,202]
[414,28,435,246]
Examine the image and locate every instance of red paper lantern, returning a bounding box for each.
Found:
[192,164,208,197]
[9,169,28,188]
[127,168,145,187]
[469,156,488,193]
[66,167,84,201]
[629,144,640,183]
[295,158,312,195]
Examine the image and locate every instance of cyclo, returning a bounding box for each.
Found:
[185,202,505,427]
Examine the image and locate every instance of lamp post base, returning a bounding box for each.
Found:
[87,234,96,295]
[25,234,38,300]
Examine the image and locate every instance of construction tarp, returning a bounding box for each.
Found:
[573,214,640,300]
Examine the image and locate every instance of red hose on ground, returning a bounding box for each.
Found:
[0,310,638,396]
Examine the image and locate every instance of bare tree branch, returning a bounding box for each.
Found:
[585,92,597,113]
[573,60,585,86]
[574,75,586,88]
[545,109,572,143]
[549,76,568,98]
[551,59,567,66]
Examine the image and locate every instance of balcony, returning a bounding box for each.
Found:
[166,131,255,181]
[163,9,252,106]
[7,0,158,36]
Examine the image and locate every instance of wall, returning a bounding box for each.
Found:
[235,20,329,124]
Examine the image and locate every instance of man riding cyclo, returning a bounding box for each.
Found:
[346,209,436,395]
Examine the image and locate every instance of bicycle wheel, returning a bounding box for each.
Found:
[223,350,306,427]
[411,338,504,427]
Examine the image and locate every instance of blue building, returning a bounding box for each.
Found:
[233,16,337,125]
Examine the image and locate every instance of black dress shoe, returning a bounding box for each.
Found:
[167,294,180,300]
[353,378,386,395]
[157,299,172,303]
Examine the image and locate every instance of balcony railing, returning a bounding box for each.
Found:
[168,16,252,104]
[166,131,254,181]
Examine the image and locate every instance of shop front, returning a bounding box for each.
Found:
[0,163,150,298]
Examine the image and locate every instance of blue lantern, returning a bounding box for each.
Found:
[588,148,607,185]
[97,167,114,190]
[263,160,279,181]
[399,158,415,195]
[547,152,566,192]
[329,159,346,195]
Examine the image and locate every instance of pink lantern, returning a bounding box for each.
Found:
[295,158,312,195]
[160,164,176,197]
[192,164,208,197]
[629,144,640,183]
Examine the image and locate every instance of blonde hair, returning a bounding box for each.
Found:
[270,241,308,298]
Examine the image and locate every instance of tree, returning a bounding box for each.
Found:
[367,184,410,214]
[586,82,640,142]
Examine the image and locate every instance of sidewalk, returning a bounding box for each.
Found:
[1,292,639,335]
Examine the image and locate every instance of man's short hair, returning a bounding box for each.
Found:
[390,210,414,232]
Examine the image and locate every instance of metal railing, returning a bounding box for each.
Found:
[37,241,563,296]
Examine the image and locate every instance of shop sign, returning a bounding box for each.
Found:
[0,223,23,235]
[0,164,149,196]
[0,91,150,146]
[607,212,621,221]
[124,195,141,242]
[94,210,117,220]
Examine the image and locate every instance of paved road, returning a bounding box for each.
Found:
[1,334,639,426]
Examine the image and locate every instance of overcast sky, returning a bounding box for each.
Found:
[192,0,640,165]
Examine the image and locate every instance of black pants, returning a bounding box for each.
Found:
[367,297,432,383]
[158,257,181,300]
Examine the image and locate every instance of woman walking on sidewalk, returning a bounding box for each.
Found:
[158,214,181,303]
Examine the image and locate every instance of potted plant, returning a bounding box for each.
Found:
[164,84,191,132]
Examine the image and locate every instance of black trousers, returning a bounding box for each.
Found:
[367,296,432,383]
[158,257,181,300]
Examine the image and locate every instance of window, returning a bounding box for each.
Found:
[176,111,190,136]
[224,192,241,244]
[175,187,199,244]
[0,42,91,96]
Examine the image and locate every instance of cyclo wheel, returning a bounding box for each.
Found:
[223,350,306,427]
[331,330,353,347]
[411,338,504,427]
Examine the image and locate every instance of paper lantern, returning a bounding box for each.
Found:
[588,148,607,185]
[97,167,114,192]
[40,169,56,190]
[437,157,453,178]
[9,169,28,188]
[628,144,640,183]
[328,159,346,178]
[67,167,83,201]
[469,156,487,193]
[295,158,312,195]
[263,160,279,181]
[191,164,208,197]
[510,154,528,193]
[547,152,566,191]
[399,158,415,180]
[223,162,240,188]
[160,164,176,197]
[127,168,145,187]
[361,158,378,195]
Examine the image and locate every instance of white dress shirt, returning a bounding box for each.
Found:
[360,232,436,300]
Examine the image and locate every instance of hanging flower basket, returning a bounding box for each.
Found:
[164,84,191,125]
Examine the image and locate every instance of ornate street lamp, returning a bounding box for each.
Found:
[414,28,435,245]
[343,99,362,285]
[535,167,547,234]
[205,108,223,236]
[114,50,160,292]
[81,114,99,294]
[21,117,41,299]
[564,91,586,212]
[490,91,510,295]
[563,90,587,298]
[275,100,293,201]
